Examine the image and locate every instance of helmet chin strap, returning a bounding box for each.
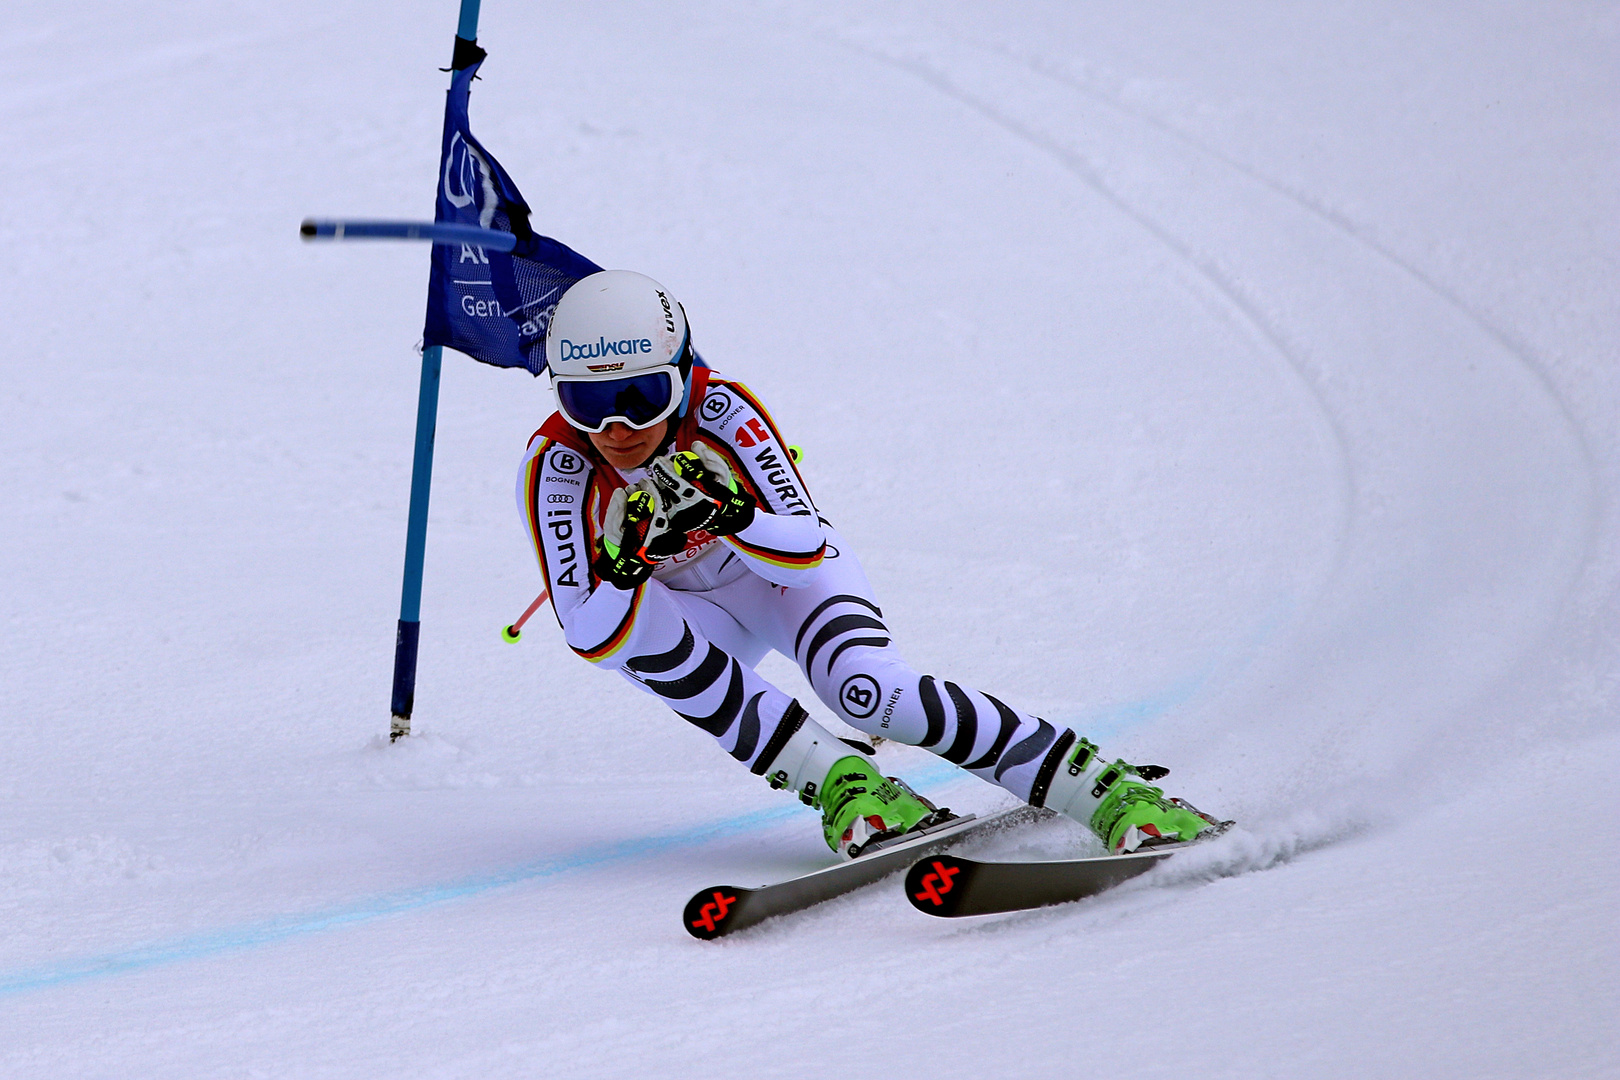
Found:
[675,369,693,419]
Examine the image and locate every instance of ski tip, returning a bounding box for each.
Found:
[683,887,745,940]
[1180,816,1237,846]
[904,854,974,917]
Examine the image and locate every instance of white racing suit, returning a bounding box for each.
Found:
[517,368,1081,808]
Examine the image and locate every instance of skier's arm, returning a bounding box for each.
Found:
[516,439,663,668]
[721,504,827,588]
[693,382,826,587]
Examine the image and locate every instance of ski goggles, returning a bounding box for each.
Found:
[552,366,684,433]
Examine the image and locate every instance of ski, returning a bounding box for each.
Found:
[904,823,1232,919]
[683,805,1041,939]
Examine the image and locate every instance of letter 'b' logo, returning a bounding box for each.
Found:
[839,674,880,719]
[700,391,732,422]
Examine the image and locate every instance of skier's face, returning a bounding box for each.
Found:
[589,419,670,471]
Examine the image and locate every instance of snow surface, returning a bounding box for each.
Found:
[3,2,1617,1076]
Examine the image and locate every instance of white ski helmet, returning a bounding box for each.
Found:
[545,270,693,433]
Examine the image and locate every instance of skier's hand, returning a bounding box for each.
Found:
[648,440,756,537]
[593,484,684,589]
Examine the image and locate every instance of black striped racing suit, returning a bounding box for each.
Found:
[518,372,1079,807]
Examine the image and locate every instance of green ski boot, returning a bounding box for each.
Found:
[1091,777,1220,853]
[1039,736,1224,853]
[816,755,940,859]
[753,703,948,859]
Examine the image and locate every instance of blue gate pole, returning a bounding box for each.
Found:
[389,0,485,742]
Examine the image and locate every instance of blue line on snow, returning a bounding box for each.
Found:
[0,800,809,999]
[1062,675,1203,742]
[0,712,1191,998]
[1,767,987,998]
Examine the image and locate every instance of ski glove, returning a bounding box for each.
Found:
[647,440,757,537]
[592,483,685,589]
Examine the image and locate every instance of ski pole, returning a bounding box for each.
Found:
[502,589,550,643]
[299,219,518,252]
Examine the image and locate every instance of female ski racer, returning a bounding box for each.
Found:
[519,270,1221,858]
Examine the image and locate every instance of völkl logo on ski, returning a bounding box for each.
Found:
[911,858,961,907]
[681,807,1038,940]
[684,889,738,938]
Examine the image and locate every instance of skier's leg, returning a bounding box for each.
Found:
[720,528,1218,852]
[599,578,802,776]
[713,532,1057,796]
[660,584,771,670]
[602,578,935,854]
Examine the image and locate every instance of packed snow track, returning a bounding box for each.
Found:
[2,3,1615,1077]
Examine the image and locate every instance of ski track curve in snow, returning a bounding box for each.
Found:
[994,38,1602,543]
[10,14,1594,1004]
[4,5,1614,1077]
[832,27,1595,819]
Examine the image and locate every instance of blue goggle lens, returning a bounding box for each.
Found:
[555,369,680,432]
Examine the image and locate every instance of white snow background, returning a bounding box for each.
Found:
[3,2,1617,1077]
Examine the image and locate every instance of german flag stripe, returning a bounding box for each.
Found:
[572,583,644,663]
[701,436,765,507]
[726,381,813,500]
[725,532,826,571]
[524,442,554,596]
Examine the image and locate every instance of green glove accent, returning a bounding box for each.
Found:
[666,450,756,536]
[593,488,661,589]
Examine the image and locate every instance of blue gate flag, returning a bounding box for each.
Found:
[423,59,602,375]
